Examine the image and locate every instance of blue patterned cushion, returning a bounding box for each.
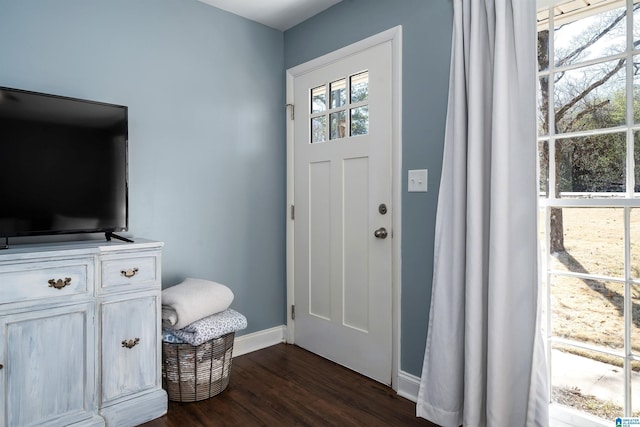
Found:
[162,330,186,344]
[162,308,247,346]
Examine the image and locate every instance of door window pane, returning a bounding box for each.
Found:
[330,111,346,140]
[330,79,346,109]
[350,72,368,103]
[311,85,326,113]
[350,106,368,136]
[311,116,326,143]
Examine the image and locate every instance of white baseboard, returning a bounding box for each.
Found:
[232,325,286,357]
[397,370,421,403]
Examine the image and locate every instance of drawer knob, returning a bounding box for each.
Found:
[48,277,72,289]
[0,363,3,369]
[121,338,140,349]
[120,268,139,278]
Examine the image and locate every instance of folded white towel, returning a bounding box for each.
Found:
[162,278,234,330]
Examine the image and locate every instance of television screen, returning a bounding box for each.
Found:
[0,86,128,238]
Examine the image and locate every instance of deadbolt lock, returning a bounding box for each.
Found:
[378,203,388,215]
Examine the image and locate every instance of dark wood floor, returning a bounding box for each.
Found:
[141,343,439,427]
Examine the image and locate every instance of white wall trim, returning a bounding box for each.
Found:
[397,370,421,403]
[232,325,286,358]
[285,25,403,391]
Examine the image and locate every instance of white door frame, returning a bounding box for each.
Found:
[285,26,402,390]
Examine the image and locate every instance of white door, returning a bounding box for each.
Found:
[291,40,393,384]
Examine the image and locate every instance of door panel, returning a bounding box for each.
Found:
[343,156,369,332]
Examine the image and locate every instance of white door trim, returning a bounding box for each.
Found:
[285,26,402,390]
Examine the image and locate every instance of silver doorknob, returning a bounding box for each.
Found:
[374,227,388,239]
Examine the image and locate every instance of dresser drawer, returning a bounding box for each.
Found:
[0,257,93,305]
[101,254,159,291]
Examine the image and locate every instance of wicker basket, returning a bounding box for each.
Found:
[162,332,235,402]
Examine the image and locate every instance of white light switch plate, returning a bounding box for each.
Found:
[408,169,428,192]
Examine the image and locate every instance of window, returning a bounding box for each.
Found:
[538,0,640,423]
[309,71,369,143]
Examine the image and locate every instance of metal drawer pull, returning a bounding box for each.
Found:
[48,277,72,289]
[121,338,140,349]
[120,268,139,278]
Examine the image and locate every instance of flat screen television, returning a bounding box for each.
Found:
[0,86,128,242]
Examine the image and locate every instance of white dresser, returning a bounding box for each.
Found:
[0,239,167,427]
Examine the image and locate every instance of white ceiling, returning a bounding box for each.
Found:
[197,0,343,31]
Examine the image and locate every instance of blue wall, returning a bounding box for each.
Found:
[0,0,453,377]
[0,0,287,336]
[284,0,453,376]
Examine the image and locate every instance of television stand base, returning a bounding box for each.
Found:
[105,232,134,243]
[0,237,7,250]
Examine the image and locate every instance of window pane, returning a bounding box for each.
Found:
[554,60,626,134]
[330,111,346,140]
[634,131,640,191]
[633,372,640,416]
[634,54,640,124]
[635,2,640,51]
[539,209,549,339]
[631,211,640,411]
[350,72,368,103]
[554,5,626,68]
[537,76,549,136]
[555,133,626,195]
[311,116,326,143]
[330,79,346,109]
[311,85,326,114]
[551,344,624,421]
[350,106,368,136]
[548,208,624,278]
[539,140,549,197]
[537,12,549,72]
[630,208,640,279]
[551,275,624,349]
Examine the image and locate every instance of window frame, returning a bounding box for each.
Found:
[538,0,640,422]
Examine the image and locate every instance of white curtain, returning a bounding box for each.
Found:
[416,1,548,426]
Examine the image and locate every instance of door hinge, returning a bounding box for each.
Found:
[290,205,295,220]
[285,103,294,120]
[291,304,295,320]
